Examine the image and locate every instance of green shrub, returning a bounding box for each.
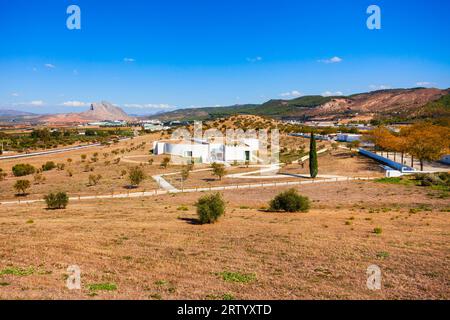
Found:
[269,189,310,213]
[196,193,225,224]
[41,161,56,171]
[373,227,382,235]
[12,163,36,177]
[128,166,146,187]
[44,192,69,209]
[88,283,117,291]
[218,271,256,283]
[211,163,227,180]
[414,173,450,187]
[14,179,31,195]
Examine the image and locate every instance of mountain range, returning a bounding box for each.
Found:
[149,87,450,122]
[0,109,36,117]
[1,88,449,124]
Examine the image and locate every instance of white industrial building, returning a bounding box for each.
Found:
[153,138,260,164]
[336,133,363,142]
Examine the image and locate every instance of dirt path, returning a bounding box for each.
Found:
[0,176,375,206]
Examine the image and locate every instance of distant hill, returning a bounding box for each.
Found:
[0,109,36,117]
[150,88,450,122]
[39,101,133,123]
[414,92,450,124]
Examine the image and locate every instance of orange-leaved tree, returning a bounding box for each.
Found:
[403,123,450,171]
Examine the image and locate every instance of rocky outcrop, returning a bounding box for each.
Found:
[80,101,131,121]
[39,101,132,123]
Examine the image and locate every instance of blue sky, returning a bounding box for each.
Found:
[0,0,449,115]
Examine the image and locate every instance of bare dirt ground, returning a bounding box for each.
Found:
[0,180,448,300]
[280,150,385,178]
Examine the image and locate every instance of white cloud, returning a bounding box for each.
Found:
[246,56,263,63]
[369,84,391,90]
[30,100,44,106]
[280,90,303,98]
[61,101,89,107]
[416,81,433,87]
[322,91,344,97]
[15,100,45,106]
[123,58,136,62]
[44,63,56,69]
[123,103,173,109]
[318,56,343,64]
[11,92,19,97]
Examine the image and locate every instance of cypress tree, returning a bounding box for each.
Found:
[309,132,318,178]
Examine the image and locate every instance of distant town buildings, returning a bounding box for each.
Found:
[87,120,127,127]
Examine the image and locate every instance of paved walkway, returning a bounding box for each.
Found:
[152,174,178,191]
[374,151,449,172]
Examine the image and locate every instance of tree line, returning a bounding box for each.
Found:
[371,122,450,171]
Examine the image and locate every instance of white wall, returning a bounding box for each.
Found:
[153,138,260,163]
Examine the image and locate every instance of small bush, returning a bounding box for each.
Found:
[160,157,170,169]
[128,166,146,187]
[12,164,36,177]
[269,189,310,213]
[211,163,227,180]
[42,161,56,171]
[44,192,69,209]
[88,174,102,186]
[373,227,382,235]
[196,193,225,224]
[33,173,46,185]
[14,179,31,195]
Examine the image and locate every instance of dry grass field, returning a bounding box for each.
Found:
[0,134,166,201]
[0,132,448,300]
[0,179,448,300]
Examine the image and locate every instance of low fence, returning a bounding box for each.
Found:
[1,176,376,205]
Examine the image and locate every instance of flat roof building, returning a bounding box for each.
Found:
[153,138,260,164]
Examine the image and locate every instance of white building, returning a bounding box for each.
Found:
[153,138,260,164]
[143,123,169,132]
[336,133,362,142]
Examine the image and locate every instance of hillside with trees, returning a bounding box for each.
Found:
[150,88,450,123]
